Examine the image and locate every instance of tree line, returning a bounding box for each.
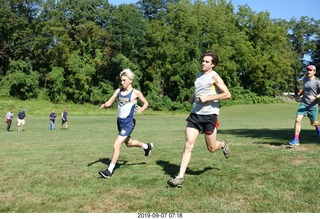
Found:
[0,0,319,111]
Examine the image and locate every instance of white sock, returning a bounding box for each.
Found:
[142,143,148,149]
[108,163,116,173]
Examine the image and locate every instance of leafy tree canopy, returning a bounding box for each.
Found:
[0,0,319,110]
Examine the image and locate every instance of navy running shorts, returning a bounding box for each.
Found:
[117,118,136,137]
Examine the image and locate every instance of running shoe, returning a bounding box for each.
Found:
[221,139,231,158]
[98,169,112,178]
[288,139,300,146]
[167,177,184,187]
[144,143,153,156]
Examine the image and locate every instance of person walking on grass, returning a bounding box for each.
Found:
[167,51,232,188]
[288,65,320,146]
[17,108,26,131]
[98,68,153,178]
[49,110,57,130]
[5,108,14,132]
[61,108,68,129]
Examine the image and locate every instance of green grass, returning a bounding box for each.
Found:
[1,101,320,212]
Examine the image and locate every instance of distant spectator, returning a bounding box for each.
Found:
[49,110,57,130]
[5,108,14,132]
[61,107,68,129]
[17,108,26,131]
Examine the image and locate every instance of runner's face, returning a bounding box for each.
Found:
[121,76,132,89]
[201,56,214,73]
[307,68,316,78]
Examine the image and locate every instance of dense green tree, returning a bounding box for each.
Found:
[38,0,112,102]
[143,0,246,104]
[0,0,41,77]
[141,0,198,106]
[0,0,14,77]
[46,67,66,102]
[288,17,319,62]
[0,59,40,99]
[313,36,320,70]
[0,0,319,109]
[137,0,173,20]
[107,4,147,65]
[285,17,319,93]
[236,5,294,96]
[196,0,245,88]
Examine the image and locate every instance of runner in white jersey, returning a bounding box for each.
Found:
[167,51,232,187]
[98,69,153,178]
[117,88,136,119]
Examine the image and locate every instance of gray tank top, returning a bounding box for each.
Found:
[191,71,220,115]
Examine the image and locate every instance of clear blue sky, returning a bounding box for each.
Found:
[108,0,320,21]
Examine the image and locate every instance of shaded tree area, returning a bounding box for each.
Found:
[0,0,319,110]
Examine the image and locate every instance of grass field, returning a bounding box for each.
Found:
[1,102,320,213]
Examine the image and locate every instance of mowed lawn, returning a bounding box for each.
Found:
[0,102,320,213]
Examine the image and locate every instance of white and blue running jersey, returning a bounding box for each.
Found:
[117,88,136,119]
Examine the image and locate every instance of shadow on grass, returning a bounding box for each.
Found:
[156,160,220,178]
[220,128,320,145]
[88,158,147,178]
[87,158,146,167]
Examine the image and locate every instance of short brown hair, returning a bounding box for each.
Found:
[202,51,219,66]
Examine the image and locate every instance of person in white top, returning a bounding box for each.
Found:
[5,108,14,132]
[167,51,232,187]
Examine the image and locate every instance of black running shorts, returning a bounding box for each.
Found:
[186,113,219,135]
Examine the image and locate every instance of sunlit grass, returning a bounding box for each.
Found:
[1,102,320,212]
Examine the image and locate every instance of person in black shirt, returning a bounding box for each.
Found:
[61,108,68,129]
[17,109,26,131]
[49,110,57,130]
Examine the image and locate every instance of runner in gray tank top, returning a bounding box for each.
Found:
[289,65,320,146]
